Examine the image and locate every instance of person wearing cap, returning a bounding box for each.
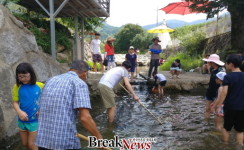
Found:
[90,32,104,73]
[212,54,244,146]
[148,37,162,79]
[36,60,103,149]
[105,36,116,70]
[125,46,137,81]
[202,54,225,119]
[210,72,226,131]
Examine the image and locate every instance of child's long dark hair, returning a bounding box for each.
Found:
[16,63,37,86]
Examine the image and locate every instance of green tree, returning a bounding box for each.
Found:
[130,32,154,51]
[114,24,144,53]
[187,0,244,52]
[0,0,19,6]
[180,32,206,56]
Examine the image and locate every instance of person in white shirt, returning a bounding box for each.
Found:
[90,33,104,73]
[152,71,167,96]
[98,61,139,123]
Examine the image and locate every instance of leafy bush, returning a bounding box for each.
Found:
[30,27,72,54]
[180,32,206,56]
[86,61,101,71]
[30,27,51,54]
[56,32,72,50]
[160,52,202,71]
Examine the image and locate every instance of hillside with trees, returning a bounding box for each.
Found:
[187,0,244,53]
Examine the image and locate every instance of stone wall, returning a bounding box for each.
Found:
[0,5,67,140]
[203,32,231,55]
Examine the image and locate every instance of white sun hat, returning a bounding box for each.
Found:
[202,54,225,66]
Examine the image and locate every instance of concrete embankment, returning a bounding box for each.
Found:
[86,70,210,96]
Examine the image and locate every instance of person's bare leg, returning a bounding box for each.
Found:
[236,132,244,145]
[99,62,104,73]
[107,107,116,123]
[158,85,162,95]
[176,71,181,78]
[19,130,28,148]
[27,131,38,150]
[161,87,164,95]
[93,62,97,72]
[222,128,230,144]
[205,100,212,119]
[214,116,223,131]
[131,72,134,81]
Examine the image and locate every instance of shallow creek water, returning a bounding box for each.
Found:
[77,79,238,150]
[4,78,240,150]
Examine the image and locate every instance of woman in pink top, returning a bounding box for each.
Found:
[105,37,116,70]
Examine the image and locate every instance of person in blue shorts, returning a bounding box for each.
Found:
[12,63,44,150]
[125,46,137,81]
[202,54,225,119]
[213,54,244,146]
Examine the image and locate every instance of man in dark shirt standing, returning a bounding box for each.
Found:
[148,37,162,79]
[214,54,244,146]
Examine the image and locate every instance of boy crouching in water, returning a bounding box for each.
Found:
[152,71,167,96]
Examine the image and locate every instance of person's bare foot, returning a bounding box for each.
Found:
[176,76,181,79]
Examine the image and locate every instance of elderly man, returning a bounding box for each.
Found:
[148,37,162,79]
[36,60,103,150]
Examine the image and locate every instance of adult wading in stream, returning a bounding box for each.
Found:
[202,54,225,119]
[213,55,244,147]
[98,61,140,123]
[36,60,103,150]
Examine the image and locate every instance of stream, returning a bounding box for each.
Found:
[4,77,239,150]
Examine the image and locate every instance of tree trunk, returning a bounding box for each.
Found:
[228,4,244,53]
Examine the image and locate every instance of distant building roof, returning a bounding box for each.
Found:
[18,0,110,18]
